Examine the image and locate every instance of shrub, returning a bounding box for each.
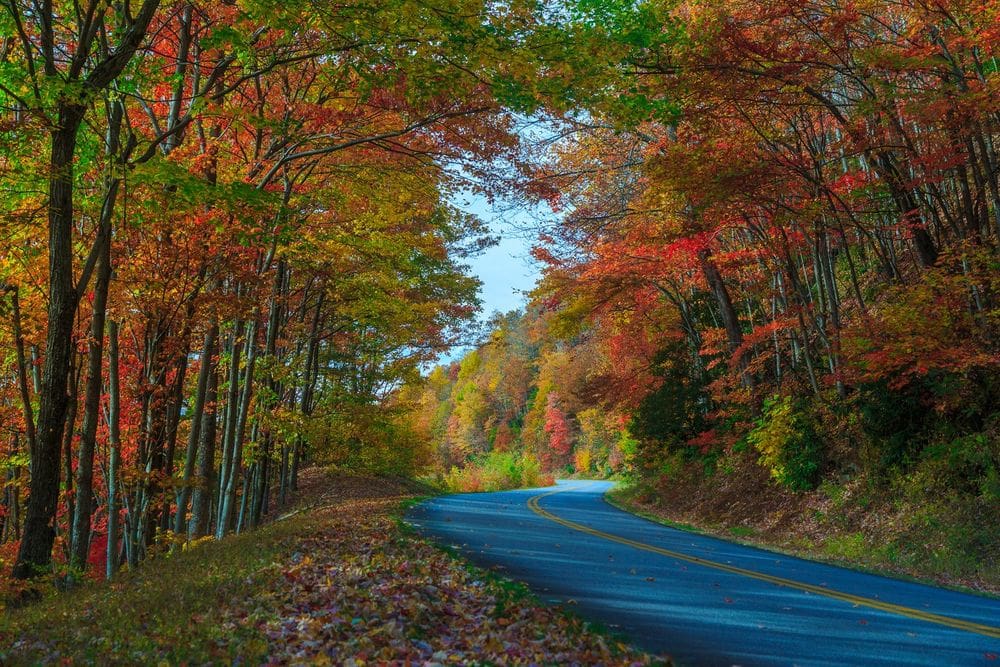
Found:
[630,342,711,452]
[857,380,932,472]
[443,451,553,493]
[747,395,823,491]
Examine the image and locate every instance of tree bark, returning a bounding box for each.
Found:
[188,357,218,539]
[69,219,111,572]
[14,105,87,580]
[106,321,122,579]
[174,324,217,537]
[697,248,752,387]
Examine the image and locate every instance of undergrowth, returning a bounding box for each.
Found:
[440,451,554,493]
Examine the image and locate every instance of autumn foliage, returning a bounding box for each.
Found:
[1,0,999,597]
[0,0,536,584]
[401,0,999,581]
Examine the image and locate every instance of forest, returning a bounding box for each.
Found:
[402,0,1000,586]
[0,0,997,647]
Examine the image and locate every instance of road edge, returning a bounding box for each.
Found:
[602,484,1000,602]
[398,493,672,665]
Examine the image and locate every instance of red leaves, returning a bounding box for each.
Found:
[543,393,573,459]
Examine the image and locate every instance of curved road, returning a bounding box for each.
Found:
[406,481,1000,666]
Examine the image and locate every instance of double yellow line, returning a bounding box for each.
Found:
[527,487,1000,640]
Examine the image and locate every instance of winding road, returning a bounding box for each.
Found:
[406,480,1000,666]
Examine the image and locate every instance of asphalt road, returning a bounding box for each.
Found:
[406,480,1000,666]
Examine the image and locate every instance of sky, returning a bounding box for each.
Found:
[440,189,544,364]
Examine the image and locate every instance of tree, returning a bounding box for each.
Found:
[3,0,162,580]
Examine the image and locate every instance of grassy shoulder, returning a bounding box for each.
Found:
[1,471,660,665]
[606,458,1000,598]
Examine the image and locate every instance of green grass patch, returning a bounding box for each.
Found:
[0,513,320,664]
[728,526,756,538]
[822,532,867,560]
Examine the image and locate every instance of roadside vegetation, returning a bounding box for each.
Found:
[440,451,554,493]
[0,472,660,665]
[395,0,1000,593]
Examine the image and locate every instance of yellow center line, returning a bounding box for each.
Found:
[527,486,1000,640]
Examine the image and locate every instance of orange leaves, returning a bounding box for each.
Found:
[842,249,1000,389]
[257,505,657,665]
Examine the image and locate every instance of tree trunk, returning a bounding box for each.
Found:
[188,357,218,539]
[215,322,243,529]
[70,220,111,572]
[106,321,122,579]
[9,288,37,458]
[175,324,217,537]
[697,248,752,387]
[14,105,88,579]
[217,320,258,538]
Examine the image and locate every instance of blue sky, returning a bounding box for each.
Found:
[443,190,543,363]
[457,190,543,317]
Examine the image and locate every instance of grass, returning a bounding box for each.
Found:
[0,512,316,664]
[2,472,664,665]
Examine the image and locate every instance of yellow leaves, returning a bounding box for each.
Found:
[747,394,797,483]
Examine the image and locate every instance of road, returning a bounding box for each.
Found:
[406,480,1000,666]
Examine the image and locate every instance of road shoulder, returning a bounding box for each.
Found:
[1,472,662,665]
[604,483,1000,600]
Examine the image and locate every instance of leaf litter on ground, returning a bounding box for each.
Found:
[2,472,666,666]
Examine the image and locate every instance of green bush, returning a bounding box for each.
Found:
[915,433,1000,500]
[630,342,711,451]
[747,395,823,491]
[857,380,932,472]
[443,451,553,493]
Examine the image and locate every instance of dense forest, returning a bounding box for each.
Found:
[403,0,1000,583]
[0,0,544,586]
[1,0,998,598]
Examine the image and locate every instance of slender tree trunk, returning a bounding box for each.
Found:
[215,322,243,529]
[292,293,324,492]
[62,345,82,560]
[70,96,124,573]
[217,320,258,538]
[697,248,752,387]
[2,434,21,543]
[70,221,112,572]
[189,358,218,539]
[106,321,121,580]
[160,349,189,531]
[252,262,285,527]
[8,288,37,458]
[175,324,217,537]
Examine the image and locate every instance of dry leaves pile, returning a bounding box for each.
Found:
[1,475,662,665]
[251,498,660,666]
